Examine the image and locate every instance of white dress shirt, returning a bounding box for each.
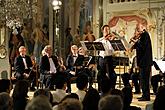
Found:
[73,53,78,64]
[95,37,114,57]
[22,57,28,69]
[49,57,57,73]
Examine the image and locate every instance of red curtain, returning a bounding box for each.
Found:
[108,15,147,27]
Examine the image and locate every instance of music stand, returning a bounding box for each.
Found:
[74,55,84,66]
[109,40,127,88]
[109,40,126,51]
[80,41,105,51]
[154,60,165,73]
[80,41,105,66]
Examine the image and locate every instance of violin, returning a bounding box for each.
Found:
[105,32,117,40]
[129,30,144,44]
[126,30,144,54]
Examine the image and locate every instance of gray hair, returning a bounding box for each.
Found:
[58,98,83,110]
[18,46,26,52]
[98,95,123,110]
[25,95,52,110]
[0,92,13,110]
[44,45,51,52]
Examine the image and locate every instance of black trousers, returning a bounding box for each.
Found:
[97,56,117,91]
[15,69,36,88]
[140,66,151,99]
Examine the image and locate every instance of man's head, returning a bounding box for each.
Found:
[58,98,83,110]
[0,79,11,93]
[98,95,123,110]
[71,45,78,55]
[55,75,67,90]
[41,49,46,56]
[76,74,88,90]
[78,47,86,56]
[44,45,52,57]
[0,92,13,110]
[19,46,27,56]
[101,25,110,37]
[137,21,147,32]
[26,95,52,110]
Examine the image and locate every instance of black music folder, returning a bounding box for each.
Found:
[82,41,105,51]
[94,42,105,51]
[74,55,84,66]
[109,40,126,51]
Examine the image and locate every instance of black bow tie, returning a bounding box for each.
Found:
[21,56,25,58]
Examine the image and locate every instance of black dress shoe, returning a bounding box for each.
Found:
[138,97,150,101]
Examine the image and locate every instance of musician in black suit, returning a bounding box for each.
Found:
[65,45,84,92]
[133,22,153,101]
[14,46,35,90]
[40,45,60,89]
[66,45,79,73]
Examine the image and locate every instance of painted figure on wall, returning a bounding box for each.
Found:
[32,23,49,64]
[65,27,73,58]
[73,26,82,47]
[83,21,95,42]
[9,29,25,66]
[21,23,34,55]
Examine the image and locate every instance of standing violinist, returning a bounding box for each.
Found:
[132,22,153,101]
[95,25,116,92]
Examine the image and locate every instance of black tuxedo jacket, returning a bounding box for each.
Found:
[134,30,153,67]
[40,55,59,75]
[14,55,33,76]
[66,54,75,71]
[66,54,84,71]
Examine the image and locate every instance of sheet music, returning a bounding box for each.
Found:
[152,66,160,76]
[154,60,165,73]
[109,40,126,51]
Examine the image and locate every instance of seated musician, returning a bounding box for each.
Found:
[40,45,60,89]
[78,46,97,87]
[65,45,79,92]
[14,46,36,91]
[66,45,79,76]
[66,45,89,92]
[66,45,87,76]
